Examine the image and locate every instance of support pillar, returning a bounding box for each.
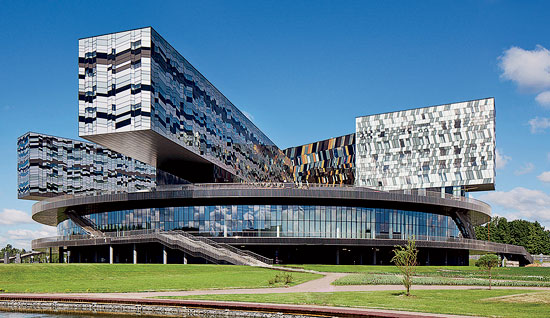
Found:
[336,248,340,265]
[373,249,377,265]
[109,245,113,264]
[133,244,137,264]
[163,246,168,264]
[66,250,70,264]
[58,247,64,263]
[276,226,280,238]
[49,248,52,264]
[183,252,188,264]
[3,252,8,264]
[426,249,430,266]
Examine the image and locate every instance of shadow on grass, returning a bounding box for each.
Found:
[391,292,417,298]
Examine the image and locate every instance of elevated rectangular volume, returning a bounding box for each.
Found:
[78,27,291,183]
[355,98,496,191]
[17,132,158,200]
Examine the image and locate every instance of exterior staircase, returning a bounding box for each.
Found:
[157,230,272,266]
[65,211,104,237]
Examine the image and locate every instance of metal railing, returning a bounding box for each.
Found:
[169,230,272,265]
[32,229,530,258]
[36,182,487,206]
[32,229,273,266]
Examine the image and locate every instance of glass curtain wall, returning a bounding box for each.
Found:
[58,205,460,240]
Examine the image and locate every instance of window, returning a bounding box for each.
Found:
[454,119,461,128]
[131,40,141,49]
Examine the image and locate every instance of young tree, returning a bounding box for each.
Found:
[391,238,418,296]
[476,254,500,290]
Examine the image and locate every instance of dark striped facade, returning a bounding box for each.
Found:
[17,132,187,200]
[78,27,291,183]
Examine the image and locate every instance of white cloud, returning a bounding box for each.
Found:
[536,91,550,107]
[478,187,550,222]
[499,45,550,107]
[241,110,255,122]
[528,117,550,133]
[496,149,511,169]
[7,226,56,241]
[4,225,57,250]
[514,162,535,175]
[538,171,550,183]
[0,209,33,225]
[499,45,550,91]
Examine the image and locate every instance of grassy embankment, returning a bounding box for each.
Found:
[164,289,550,318]
[288,264,550,287]
[0,264,321,293]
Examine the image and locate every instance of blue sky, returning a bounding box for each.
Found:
[1,1,550,248]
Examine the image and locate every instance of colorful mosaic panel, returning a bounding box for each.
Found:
[284,134,355,184]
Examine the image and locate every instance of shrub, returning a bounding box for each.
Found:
[268,273,294,286]
[391,238,418,296]
[476,254,500,290]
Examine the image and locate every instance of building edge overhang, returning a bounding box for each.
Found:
[31,184,491,227]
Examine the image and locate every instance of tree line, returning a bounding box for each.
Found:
[0,244,27,257]
[474,217,550,255]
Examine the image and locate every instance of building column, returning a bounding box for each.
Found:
[426,249,430,266]
[66,250,70,264]
[163,246,168,265]
[183,252,188,264]
[373,248,377,265]
[4,252,8,264]
[133,244,137,264]
[336,248,340,265]
[49,248,52,264]
[276,226,280,238]
[109,245,114,264]
[58,247,64,263]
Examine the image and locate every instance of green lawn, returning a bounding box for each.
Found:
[334,273,550,287]
[286,264,550,281]
[0,264,321,293]
[162,289,550,318]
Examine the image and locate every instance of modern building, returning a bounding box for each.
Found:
[20,27,532,266]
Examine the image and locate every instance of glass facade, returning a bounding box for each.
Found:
[355,98,495,191]
[17,132,157,200]
[78,27,291,183]
[284,134,355,185]
[58,205,460,240]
